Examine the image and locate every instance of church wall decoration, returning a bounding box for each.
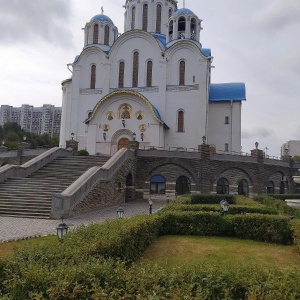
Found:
[139,124,146,132]
[136,111,144,120]
[106,111,115,120]
[103,124,110,132]
[119,104,132,119]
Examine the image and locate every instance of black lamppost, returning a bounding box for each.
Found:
[71,132,75,140]
[148,198,153,214]
[132,132,136,141]
[220,199,229,216]
[202,136,206,144]
[117,206,124,218]
[57,217,68,242]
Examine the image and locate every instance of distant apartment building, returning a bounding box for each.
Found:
[0,104,61,136]
[281,140,300,157]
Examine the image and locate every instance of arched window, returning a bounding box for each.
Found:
[176,176,191,195]
[156,4,162,34]
[169,8,173,18]
[131,6,136,30]
[93,24,99,44]
[104,25,110,45]
[142,4,148,31]
[177,110,184,132]
[217,178,229,195]
[132,51,139,87]
[191,18,196,39]
[179,60,185,85]
[267,181,275,194]
[225,116,229,124]
[169,20,174,41]
[238,179,249,196]
[90,65,96,89]
[178,16,186,38]
[118,61,125,88]
[150,175,166,194]
[146,60,153,87]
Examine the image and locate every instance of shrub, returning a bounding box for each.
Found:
[77,149,89,156]
[159,211,232,236]
[267,194,300,200]
[254,195,295,215]
[290,219,300,251]
[190,194,236,204]
[231,214,293,245]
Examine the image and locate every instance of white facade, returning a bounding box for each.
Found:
[281,140,300,157]
[60,1,246,155]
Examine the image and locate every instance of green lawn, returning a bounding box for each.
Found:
[139,235,300,271]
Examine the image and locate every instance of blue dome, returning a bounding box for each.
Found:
[173,8,195,17]
[91,14,114,25]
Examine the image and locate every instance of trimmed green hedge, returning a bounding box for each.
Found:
[159,211,232,236]
[254,195,295,215]
[164,203,278,215]
[190,194,236,204]
[231,214,293,244]
[267,194,300,200]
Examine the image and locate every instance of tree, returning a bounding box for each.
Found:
[293,155,300,162]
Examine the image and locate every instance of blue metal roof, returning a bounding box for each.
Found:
[201,48,211,57]
[151,33,167,48]
[91,14,114,25]
[173,8,195,16]
[73,55,79,63]
[209,83,246,102]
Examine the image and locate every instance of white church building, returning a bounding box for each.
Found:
[60,0,246,155]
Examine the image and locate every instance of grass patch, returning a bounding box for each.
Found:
[0,235,56,259]
[139,235,300,271]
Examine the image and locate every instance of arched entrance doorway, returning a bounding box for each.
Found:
[238,179,249,196]
[266,181,275,194]
[118,138,129,150]
[217,178,229,194]
[176,176,191,195]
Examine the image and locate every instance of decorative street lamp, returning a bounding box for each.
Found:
[132,132,136,141]
[202,136,206,144]
[117,206,124,218]
[122,119,126,128]
[255,142,259,149]
[71,132,75,140]
[148,198,153,214]
[23,135,27,142]
[56,217,68,242]
[220,199,229,216]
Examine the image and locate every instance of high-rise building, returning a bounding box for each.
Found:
[281,140,300,158]
[0,104,61,136]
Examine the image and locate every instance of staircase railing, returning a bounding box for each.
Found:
[0,147,72,183]
[51,148,134,219]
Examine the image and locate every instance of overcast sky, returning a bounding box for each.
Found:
[0,0,299,157]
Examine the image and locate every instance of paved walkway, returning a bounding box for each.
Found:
[0,199,166,243]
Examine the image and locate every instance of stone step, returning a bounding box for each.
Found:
[0,210,51,219]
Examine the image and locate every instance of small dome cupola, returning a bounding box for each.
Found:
[84,10,118,47]
[167,8,202,44]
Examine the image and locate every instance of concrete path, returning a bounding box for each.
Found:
[0,199,166,243]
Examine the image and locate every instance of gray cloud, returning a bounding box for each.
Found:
[242,127,275,139]
[0,0,73,46]
[254,0,300,32]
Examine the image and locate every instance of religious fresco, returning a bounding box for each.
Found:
[106,111,115,120]
[139,124,147,132]
[103,124,110,131]
[136,110,144,120]
[119,104,132,119]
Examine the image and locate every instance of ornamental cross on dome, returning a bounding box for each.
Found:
[101,6,104,14]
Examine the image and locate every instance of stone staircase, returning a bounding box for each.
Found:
[0,156,109,219]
